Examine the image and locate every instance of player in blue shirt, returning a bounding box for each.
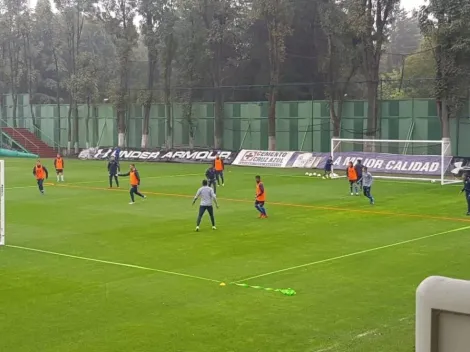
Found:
[461,173,470,215]
[205,166,217,194]
[324,156,333,178]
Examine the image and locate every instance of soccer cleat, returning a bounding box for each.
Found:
[222,183,225,186]
[258,214,264,218]
[262,214,268,218]
[350,193,353,196]
[467,212,470,216]
[196,226,200,232]
[143,196,147,199]
[212,226,216,230]
[355,193,359,196]
[129,202,134,205]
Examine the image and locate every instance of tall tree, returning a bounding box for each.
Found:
[419,0,470,152]
[35,0,67,147]
[158,0,177,149]
[347,0,399,147]
[383,8,421,71]
[0,0,28,127]
[98,0,138,147]
[198,0,245,149]
[175,0,206,148]
[319,0,361,139]
[253,0,293,150]
[55,0,94,152]
[137,0,159,149]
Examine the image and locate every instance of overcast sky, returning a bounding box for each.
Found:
[402,0,425,11]
[28,0,425,11]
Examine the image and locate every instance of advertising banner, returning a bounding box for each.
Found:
[291,151,453,176]
[450,157,470,177]
[78,147,237,164]
[232,150,298,168]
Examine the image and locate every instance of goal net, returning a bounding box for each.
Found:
[330,138,460,185]
[0,160,4,245]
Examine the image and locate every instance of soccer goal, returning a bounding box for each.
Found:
[330,138,461,185]
[0,160,4,245]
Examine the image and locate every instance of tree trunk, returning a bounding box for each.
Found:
[189,130,195,149]
[54,52,61,149]
[67,98,72,153]
[164,34,174,149]
[142,47,156,149]
[330,101,341,138]
[12,94,17,128]
[365,78,379,151]
[165,94,172,149]
[73,102,79,153]
[85,97,90,148]
[117,98,126,147]
[142,99,151,149]
[214,88,224,149]
[268,86,277,151]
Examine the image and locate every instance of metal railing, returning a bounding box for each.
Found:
[0,118,40,153]
[24,120,62,151]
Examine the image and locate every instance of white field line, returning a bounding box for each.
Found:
[235,225,470,283]
[4,245,220,284]
[355,329,378,339]
[5,173,201,190]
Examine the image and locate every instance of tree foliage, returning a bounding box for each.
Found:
[419,0,470,141]
[2,0,470,149]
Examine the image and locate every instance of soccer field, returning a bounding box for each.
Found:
[1,158,469,352]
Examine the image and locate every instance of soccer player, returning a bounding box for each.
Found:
[108,156,120,188]
[205,165,217,194]
[355,160,363,190]
[33,160,49,195]
[213,155,225,186]
[324,156,333,178]
[118,164,146,204]
[362,166,375,205]
[255,175,267,218]
[461,172,470,215]
[347,161,358,195]
[192,179,218,231]
[54,154,64,182]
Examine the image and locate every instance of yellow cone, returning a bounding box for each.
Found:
[219,282,226,286]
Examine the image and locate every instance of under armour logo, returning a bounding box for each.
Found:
[451,161,470,175]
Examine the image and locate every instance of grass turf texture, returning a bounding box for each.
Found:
[1,158,469,352]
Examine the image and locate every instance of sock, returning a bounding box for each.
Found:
[350,186,353,193]
[115,176,119,187]
[259,206,267,216]
[221,174,224,184]
[136,191,145,198]
[61,175,64,181]
[196,215,203,226]
[109,176,113,187]
[255,205,263,214]
[57,175,60,182]
[130,189,135,202]
[209,213,215,226]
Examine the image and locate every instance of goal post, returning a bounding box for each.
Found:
[0,160,4,245]
[330,138,460,185]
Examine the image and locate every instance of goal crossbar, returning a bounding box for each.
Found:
[330,138,459,185]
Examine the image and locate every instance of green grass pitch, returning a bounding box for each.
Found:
[1,158,469,352]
